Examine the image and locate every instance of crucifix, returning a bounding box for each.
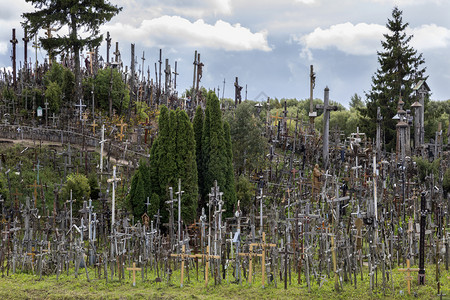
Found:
[141,51,145,82]
[309,65,317,133]
[113,42,120,63]
[87,49,95,74]
[10,28,18,88]
[234,77,242,107]
[192,50,197,104]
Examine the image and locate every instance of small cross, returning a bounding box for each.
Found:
[126,262,142,286]
[398,259,420,295]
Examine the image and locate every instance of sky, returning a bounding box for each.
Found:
[0,0,449,108]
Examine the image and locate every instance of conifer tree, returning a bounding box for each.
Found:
[175,109,198,222]
[223,121,237,216]
[359,7,427,151]
[193,106,204,209]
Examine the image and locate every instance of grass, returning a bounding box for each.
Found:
[1,261,450,299]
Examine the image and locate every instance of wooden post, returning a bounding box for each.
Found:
[398,259,419,295]
[126,262,141,286]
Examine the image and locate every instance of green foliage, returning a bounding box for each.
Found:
[0,172,7,202]
[443,168,450,196]
[413,156,440,183]
[84,67,130,114]
[226,101,267,175]
[45,81,62,112]
[193,106,204,208]
[359,7,427,151]
[62,173,90,213]
[22,0,121,105]
[62,67,75,103]
[43,62,65,87]
[236,175,254,215]
[349,93,364,109]
[88,173,99,200]
[201,91,236,216]
[149,106,198,223]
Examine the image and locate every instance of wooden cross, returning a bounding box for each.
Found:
[11,188,22,211]
[126,262,141,286]
[90,119,99,134]
[116,131,124,141]
[28,180,42,208]
[141,118,152,144]
[355,218,363,250]
[194,245,220,287]
[398,259,419,295]
[87,49,95,74]
[117,119,127,135]
[238,244,258,284]
[170,244,197,287]
[250,232,276,288]
[27,246,38,265]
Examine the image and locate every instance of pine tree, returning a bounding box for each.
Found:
[359,7,426,151]
[22,0,121,104]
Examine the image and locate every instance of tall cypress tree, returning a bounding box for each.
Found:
[359,7,426,151]
[193,106,204,210]
[176,109,198,223]
[223,121,237,216]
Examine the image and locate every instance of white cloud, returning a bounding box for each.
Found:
[409,24,450,50]
[0,42,7,55]
[102,16,271,52]
[368,0,443,5]
[298,22,450,58]
[294,0,316,4]
[298,22,387,56]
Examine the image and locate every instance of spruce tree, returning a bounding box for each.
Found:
[359,7,426,151]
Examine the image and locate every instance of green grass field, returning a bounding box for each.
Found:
[1,262,449,299]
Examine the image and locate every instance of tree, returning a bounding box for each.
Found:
[359,7,427,151]
[193,106,204,210]
[201,91,236,216]
[83,67,129,114]
[226,101,267,176]
[62,173,90,213]
[22,0,121,104]
[349,93,364,110]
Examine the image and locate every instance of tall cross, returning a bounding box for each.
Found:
[22,28,30,69]
[44,24,57,64]
[141,51,145,82]
[172,61,178,90]
[176,178,184,245]
[99,124,106,176]
[106,31,111,65]
[10,29,18,88]
[113,42,120,63]
[309,65,317,132]
[107,166,121,229]
[316,87,338,168]
[32,35,40,72]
